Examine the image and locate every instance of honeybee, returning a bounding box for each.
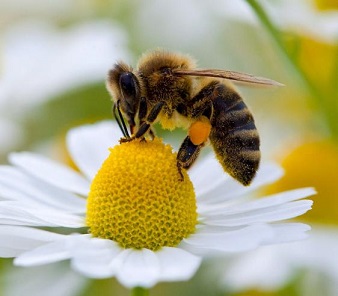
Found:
[106,50,282,186]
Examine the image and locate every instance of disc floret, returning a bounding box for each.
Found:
[86,138,198,250]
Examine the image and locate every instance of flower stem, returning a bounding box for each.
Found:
[244,0,338,140]
[131,287,149,296]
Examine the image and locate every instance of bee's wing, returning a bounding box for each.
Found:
[173,69,284,87]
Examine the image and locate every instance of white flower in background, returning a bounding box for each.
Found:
[0,20,129,107]
[221,227,338,296]
[0,0,106,22]
[0,121,314,288]
[214,0,338,42]
[266,0,338,42]
[136,0,216,49]
[4,263,87,296]
[0,20,130,154]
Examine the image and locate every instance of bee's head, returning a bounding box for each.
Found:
[106,62,141,122]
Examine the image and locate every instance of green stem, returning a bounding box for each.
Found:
[244,0,338,139]
[131,287,149,296]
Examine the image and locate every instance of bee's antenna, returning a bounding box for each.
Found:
[113,101,130,138]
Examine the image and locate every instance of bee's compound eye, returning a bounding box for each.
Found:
[119,73,137,98]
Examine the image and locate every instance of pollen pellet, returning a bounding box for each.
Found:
[86,138,197,251]
[188,117,212,145]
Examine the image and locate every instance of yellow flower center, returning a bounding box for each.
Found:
[86,138,197,250]
[315,0,338,10]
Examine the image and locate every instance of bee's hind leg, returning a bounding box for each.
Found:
[177,136,203,181]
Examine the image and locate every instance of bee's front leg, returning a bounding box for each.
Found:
[119,136,136,144]
[119,101,164,144]
[118,120,136,144]
[134,101,165,139]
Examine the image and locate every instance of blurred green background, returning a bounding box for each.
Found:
[0,0,337,295]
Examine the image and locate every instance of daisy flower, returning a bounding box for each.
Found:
[0,121,314,290]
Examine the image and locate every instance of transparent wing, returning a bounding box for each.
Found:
[173,69,283,87]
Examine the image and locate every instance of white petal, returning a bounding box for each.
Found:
[198,163,284,204]
[0,226,64,257]
[157,247,201,282]
[71,236,201,285]
[183,224,274,253]
[203,200,313,226]
[266,223,311,243]
[0,201,84,228]
[9,152,90,196]
[282,226,338,272]
[66,121,121,179]
[189,155,230,197]
[0,166,86,213]
[221,246,293,292]
[15,236,75,266]
[116,249,160,288]
[70,235,123,279]
[0,182,41,204]
[200,187,316,216]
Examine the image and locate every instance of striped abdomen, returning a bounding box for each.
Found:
[209,85,260,185]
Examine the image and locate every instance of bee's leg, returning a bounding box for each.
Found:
[177,136,203,168]
[138,97,148,125]
[176,96,214,180]
[134,101,165,139]
[177,136,203,180]
[149,129,156,140]
[119,99,162,143]
[134,97,148,142]
[138,97,156,141]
